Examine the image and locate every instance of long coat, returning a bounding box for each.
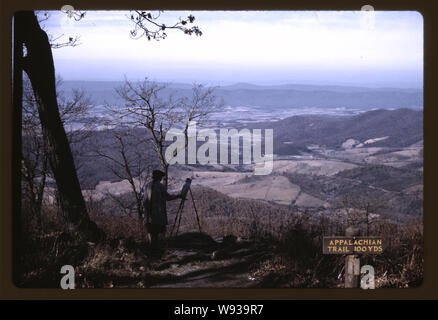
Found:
[143,181,179,226]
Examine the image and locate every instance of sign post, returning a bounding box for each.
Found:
[344,227,360,288]
[323,227,383,288]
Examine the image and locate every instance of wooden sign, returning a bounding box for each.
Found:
[323,236,383,254]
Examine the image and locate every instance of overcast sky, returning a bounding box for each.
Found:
[43,10,423,88]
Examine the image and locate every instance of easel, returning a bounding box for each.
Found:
[169,178,202,237]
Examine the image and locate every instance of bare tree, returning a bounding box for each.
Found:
[337,195,386,235]
[56,80,96,152]
[21,77,47,232]
[180,84,220,146]
[112,78,221,188]
[36,10,84,48]
[89,129,154,220]
[21,75,94,232]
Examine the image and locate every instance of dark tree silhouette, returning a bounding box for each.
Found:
[21,76,94,233]
[14,11,102,241]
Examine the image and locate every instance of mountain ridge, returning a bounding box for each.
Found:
[60,80,423,110]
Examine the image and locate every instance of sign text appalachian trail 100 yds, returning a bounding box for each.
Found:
[323,237,383,254]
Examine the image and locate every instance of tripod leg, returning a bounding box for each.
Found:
[170,198,185,237]
[189,188,202,233]
[176,200,185,236]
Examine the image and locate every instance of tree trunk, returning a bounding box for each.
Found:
[15,11,103,241]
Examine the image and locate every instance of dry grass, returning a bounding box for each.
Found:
[17,187,423,288]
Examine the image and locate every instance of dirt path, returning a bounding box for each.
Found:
[74,233,270,288]
[148,244,264,288]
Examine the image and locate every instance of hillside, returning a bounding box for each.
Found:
[335,165,423,192]
[63,108,423,189]
[253,108,423,155]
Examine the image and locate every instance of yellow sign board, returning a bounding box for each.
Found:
[323,237,383,254]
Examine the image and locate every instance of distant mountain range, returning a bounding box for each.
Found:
[60,81,423,110]
[251,108,423,154]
